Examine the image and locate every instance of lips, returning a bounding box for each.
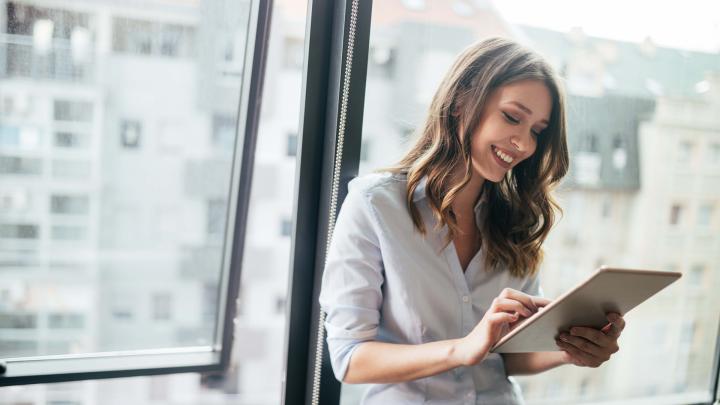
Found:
[491,145,515,169]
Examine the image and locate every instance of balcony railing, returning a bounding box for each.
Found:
[0,33,95,83]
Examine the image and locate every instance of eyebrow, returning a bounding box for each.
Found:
[506,101,549,126]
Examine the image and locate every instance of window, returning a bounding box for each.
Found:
[2,1,718,405]
[50,195,89,215]
[709,142,720,164]
[283,37,304,69]
[687,265,705,289]
[207,199,227,238]
[280,217,292,237]
[678,140,693,163]
[50,225,87,241]
[332,2,720,405]
[0,0,266,397]
[53,100,93,122]
[584,132,599,153]
[0,223,39,239]
[286,132,298,157]
[48,313,85,329]
[0,313,37,329]
[0,156,42,175]
[0,125,40,149]
[54,131,89,148]
[51,159,90,178]
[669,204,683,226]
[112,18,196,58]
[120,119,142,148]
[697,204,713,226]
[212,114,236,150]
[611,134,626,170]
[152,293,172,321]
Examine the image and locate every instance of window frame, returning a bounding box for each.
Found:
[281,0,371,404]
[0,0,272,386]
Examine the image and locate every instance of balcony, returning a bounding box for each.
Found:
[0,33,94,83]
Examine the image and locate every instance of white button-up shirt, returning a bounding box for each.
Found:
[319,172,541,404]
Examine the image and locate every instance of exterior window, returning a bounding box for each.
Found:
[54,100,93,122]
[120,120,142,148]
[50,194,89,215]
[212,115,236,150]
[286,133,298,157]
[51,159,91,178]
[113,18,195,58]
[0,223,39,239]
[709,143,720,164]
[280,217,292,237]
[283,37,304,69]
[54,131,88,148]
[0,313,37,329]
[0,125,39,149]
[48,313,85,329]
[584,132,599,153]
[50,225,87,241]
[0,156,42,175]
[688,265,705,288]
[207,199,227,238]
[678,141,693,162]
[152,293,172,321]
[697,204,713,226]
[669,204,683,225]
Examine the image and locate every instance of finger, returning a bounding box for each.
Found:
[570,327,613,348]
[488,312,519,326]
[498,288,539,312]
[605,313,625,338]
[533,297,552,308]
[557,332,606,359]
[491,297,534,317]
[608,313,626,331]
[556,339,602,367]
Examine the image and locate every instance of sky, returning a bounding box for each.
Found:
[493,0,720,53]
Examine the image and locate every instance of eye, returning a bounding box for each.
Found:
[531,129,541,137]
[503,112,520,124]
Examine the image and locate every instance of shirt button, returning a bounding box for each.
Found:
[462,295,469,303]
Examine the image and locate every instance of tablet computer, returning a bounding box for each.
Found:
[491,266,682,353]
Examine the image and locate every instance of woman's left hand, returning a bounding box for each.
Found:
[555,312,625,368]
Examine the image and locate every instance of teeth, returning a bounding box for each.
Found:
[493,146,513,164]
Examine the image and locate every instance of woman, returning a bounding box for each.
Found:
[319,37,625,404]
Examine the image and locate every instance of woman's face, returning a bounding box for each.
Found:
[467,79,552,183]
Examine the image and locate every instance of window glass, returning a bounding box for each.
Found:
[0,0,305,404]
[341,0,720,403]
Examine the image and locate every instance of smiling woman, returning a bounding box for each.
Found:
[317,38,616,404]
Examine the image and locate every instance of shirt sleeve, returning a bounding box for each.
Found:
[318,181,384,382]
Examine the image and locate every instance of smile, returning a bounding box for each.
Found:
[491,145,514,165]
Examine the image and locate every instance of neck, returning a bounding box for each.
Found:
[450,166,485,220]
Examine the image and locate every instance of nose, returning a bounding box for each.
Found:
[510,131,536,155]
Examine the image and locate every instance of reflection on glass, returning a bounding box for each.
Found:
[342,1,720,404]
[0,0,305,403]
[0,0,248,357]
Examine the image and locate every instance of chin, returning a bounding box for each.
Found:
[477,169,505,183]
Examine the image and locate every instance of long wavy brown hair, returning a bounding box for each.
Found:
[385,37,569,278]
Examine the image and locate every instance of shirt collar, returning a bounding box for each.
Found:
[411,175,488,213]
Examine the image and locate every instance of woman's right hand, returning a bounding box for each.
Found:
[453,288,550,366]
